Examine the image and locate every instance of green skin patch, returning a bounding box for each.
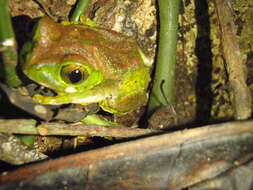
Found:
[22,17,151,115]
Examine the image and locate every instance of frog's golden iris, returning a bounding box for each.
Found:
[61,64,88,85]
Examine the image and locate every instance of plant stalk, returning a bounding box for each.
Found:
[0,0,21,87]
[70,0,90,22]
[147,0,180,114]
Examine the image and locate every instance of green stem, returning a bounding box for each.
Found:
[0,0,21,87]
[0,0,14,41]
[147,0,180,114]
[70,0,90,22]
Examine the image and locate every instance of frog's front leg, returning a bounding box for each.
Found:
[100,68,151,114]
[101,91,149,114]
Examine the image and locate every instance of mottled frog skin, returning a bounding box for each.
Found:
[22,17,151,114]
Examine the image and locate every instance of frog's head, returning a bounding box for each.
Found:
[21,17,104,95]
[23,60,104,94]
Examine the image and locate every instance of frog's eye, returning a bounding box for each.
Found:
[61,65,88,84]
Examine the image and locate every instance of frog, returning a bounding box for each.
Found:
[21,17,151,115]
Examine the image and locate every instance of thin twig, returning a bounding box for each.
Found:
[37,123,160,138]
[0,119,160,138]
[215,0,251,120]
[34,0,58,21]
[0,119,38,134]
[0,83,54,120]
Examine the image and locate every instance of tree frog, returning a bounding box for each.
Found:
[22,17,151,115]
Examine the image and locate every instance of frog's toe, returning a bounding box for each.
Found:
[32,94,44,103]
[33,94,56,105]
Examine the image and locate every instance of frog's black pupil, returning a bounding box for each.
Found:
[69,69,82,84]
